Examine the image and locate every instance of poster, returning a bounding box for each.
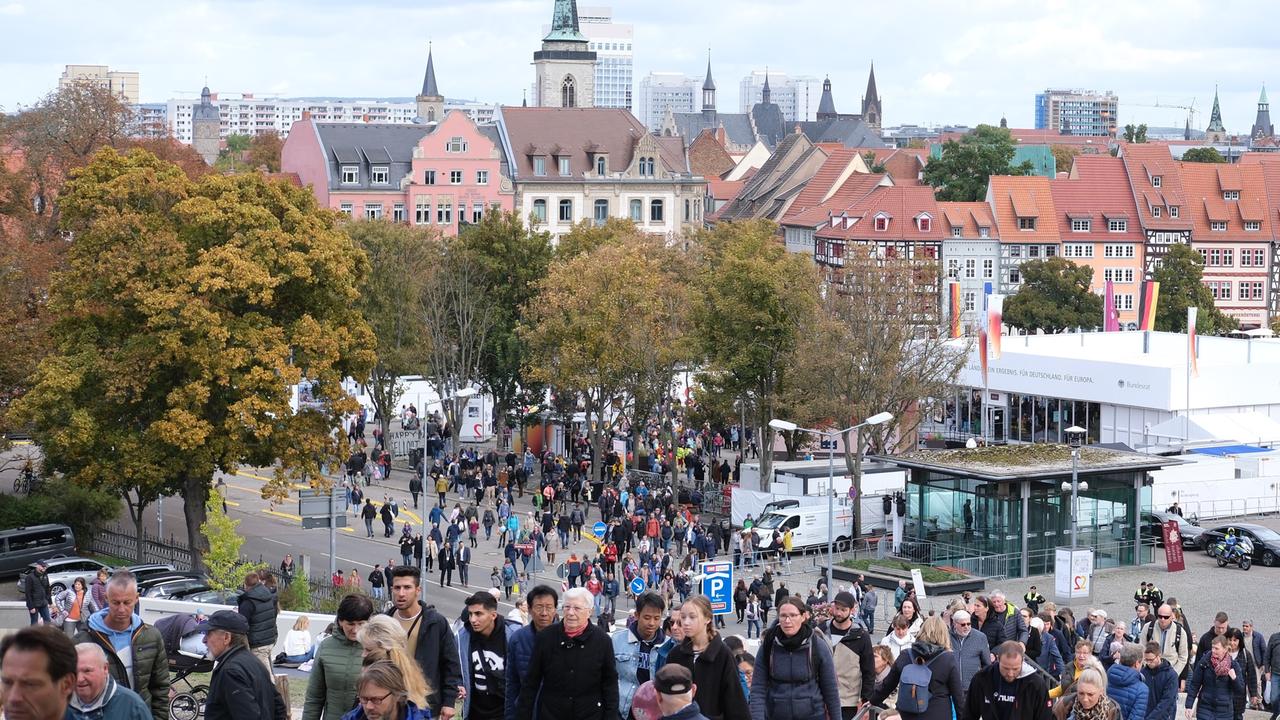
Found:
[1162,520,1185,572]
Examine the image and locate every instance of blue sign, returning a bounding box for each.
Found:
[629,577,646,595]
[700,561,733,615]
[593,521,607,539]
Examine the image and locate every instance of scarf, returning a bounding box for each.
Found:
[1210,651,1233,676]
[1072,695,1115,720]
[775,622,813,652]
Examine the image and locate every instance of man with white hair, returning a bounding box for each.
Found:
[516,587,618,720]
[74,571,170,720]
[950,609,991,705]
[68,643,151,720]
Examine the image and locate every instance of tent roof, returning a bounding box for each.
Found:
[1147,412,1280,445]
[1187,444,1272,457]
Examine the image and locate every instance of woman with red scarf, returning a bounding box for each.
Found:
[1185,635,1244,720]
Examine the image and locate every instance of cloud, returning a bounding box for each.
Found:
[0,2,24,14]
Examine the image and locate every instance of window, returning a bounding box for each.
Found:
[1113,294,1134,310]
[1104,244,1135,258]
[684,199,691,222]
[979,227,991,238]
[1018,217,1036,230]
[1028,245,1042,258]
[650,199,664,222]
[450,170,463,185]
[1063,244,1094,258]
[341,166,359,184]
[947,259,960,279]
[393,203,405,222]
[874,215,889,231]
[1222,249,1234,266]
[1045,245,1057,257]
[415,200,431,224]
[561,75,576,107]
[918,216,932,232]
[964,259,976,278]
[963,292,976,312]
[593,199,609,225]
[1207,248,1221,266]
[1245,221,1261,232]
[1151,175,1162,188]
[1071,219,1091,232]
[424,170,436,185]
[1224,190,1240,201]
[446,136,467,153]
[533,157,546,176]
[630,199,642,222]
[371,166,389,185]
[339,202,353,216]
[1246,281,1265,300]
[1104,268,1135,283]
[363,203,383,220]
[1210,221,1227,232]
[1152,206,1162,218]
[952,226,963,238]
[638,156,655,176]
[558,199,573,222]
[1009,268,1021,284]
[476,170,489,185]
[1107,219,1128,232]
[532,199,547,222]
[559,157,571,176]
[596,156,607,175]
[983,259,994,278]
[1221,282,1232,300]
[437,202,452,224]
[471,202,483,223]
[1169,206,1179,218]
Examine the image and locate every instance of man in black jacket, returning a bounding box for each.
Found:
[387,566,462,719]
[517,587,618,720]
[23,560,53,625]
[822,591,875,719]
[236,572,278,672]
[962,641,1051,720]
[200,611,287,720]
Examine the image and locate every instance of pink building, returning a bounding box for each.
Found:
[281,108,513,235]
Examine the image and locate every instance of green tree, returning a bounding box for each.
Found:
[1153,243,1238,333]
[346,220,436,442]
[1003,257,1104,332]
[11,148,375,573]
[923,124,1035,201]
[1181,147,1227,164]
[553,217,643,261]
[247,132,284,172]
[224,134,253,154]
[861,151,886,173]
[201,498,265,592]
[1122,124,1149,143]
[1050,145,1080,175]
[0,478,121,555]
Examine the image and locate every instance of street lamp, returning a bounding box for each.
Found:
[1061,426,1087,549]
[419,386,479,601]
[768,411,893,598]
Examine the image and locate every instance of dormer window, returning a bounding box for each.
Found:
[533,156,546,176]
[979,227,991,238]
[1151,206,1162,218]
[952,226,963,238]
[1223,190,1239,201]
[1210,221,1227,232]
[596,155,607,175]
[1169,206,1179,218]
[1245,221,1262,232]
[341,165,359,184]
[874,214,889,231]
[1071,219,1091,232]
[1152,175,1162,188]
[371,166,389,185]
[1018,217,1036,230]
[638,156,655,176]
[916,215,932,232]
[446,136,468,153]
[558,156,571,176]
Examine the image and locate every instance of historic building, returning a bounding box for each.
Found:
[1252,86,1274,141]
[415,45,445,123]
[191,86,220,165]
[533,0,598,108]
[861,63,883,132]
[1205,86,1228,144]
[1118,144,1193,279]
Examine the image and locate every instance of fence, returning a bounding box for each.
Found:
[92,524,194,570]
[1177,496,1280,523]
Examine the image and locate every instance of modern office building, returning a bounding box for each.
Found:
[579,6,633,111]
[739,70,823,122]
[637,72,697,131]
[1034,88,1119,137]
[59,64,139,103]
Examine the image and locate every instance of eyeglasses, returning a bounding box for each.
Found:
[778,613,802,620]
[563,605,592,613]
[955,621,971,627]
[359,692,393,705]
[1158,614,1173,619]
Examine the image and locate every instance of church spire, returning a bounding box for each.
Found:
[544,0,586,42]
[1253,84,1274,140]
[762,67,771,105]
[421,42,440,97]
[1207,85,1225,133]
[860,61,882,131]
[702,50,716,114]
[415,43,444,123]
[817,75,836,120]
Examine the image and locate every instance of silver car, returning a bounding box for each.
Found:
[18,557,111,595]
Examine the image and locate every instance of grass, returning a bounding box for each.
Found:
[840,558,970,583]
[180,670,310,709]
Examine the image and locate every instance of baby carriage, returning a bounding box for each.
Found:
[168,645,214,720]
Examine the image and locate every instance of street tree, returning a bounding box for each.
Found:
[1181,147,1227,164]
[1153,243,1238,333]
[201,498,265,591]
[554,217,645,261]
[10,148,375,572]
[346,220,436,443]
[1003,257,1104,333]
[1122,124,1149,144]
[923,124,1034,201]
[1050,145,1080,174]
[693,220,819,485]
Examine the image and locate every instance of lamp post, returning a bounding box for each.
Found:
[769,411,893,597]
[1062,425,1087,550]
[421,386,477,601]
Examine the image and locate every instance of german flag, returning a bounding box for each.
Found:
[1138,281,1160,331]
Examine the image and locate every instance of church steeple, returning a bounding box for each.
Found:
[861,62,882,131]
[416,43,444,123]
[533,0,595,107]
[544,0,586,42]
[762,68,772,105]
[817,75,837,120]
[702,51,716,114]
[1253,84,1274,140]
[1206,84,1226,143]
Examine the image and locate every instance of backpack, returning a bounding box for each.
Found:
[896,650,938,714]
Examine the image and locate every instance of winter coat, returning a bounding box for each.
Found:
[458,619,521,717]
[977,614,1005,652]
[385,601,462,715]
[1228,650,1258,712]
[1142,659,1179,720]
[962,661,1052,720]
[237,583,279,649]
[66,674,152,720]
[828,622,876,708]
[1036,635,1065,679]
[204,644,288,720]
[881,630,916,660]
[667,636,749,720]
[749,626,842,720]
[23,568,51,608]
[516,621,619,720]
[611,622,666,719]
[52,588,94,621]
[869,640,964,720]
[505,622,539,720]
[950,630,992,702]
[303,626,365,720]
[1267,632,1280,676]
[340,700,432,720]
[76,610,170,720]
[1184,654,1243,720]
[1106,663,1150,720]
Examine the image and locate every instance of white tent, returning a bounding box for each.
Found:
[1147,412,1280,445]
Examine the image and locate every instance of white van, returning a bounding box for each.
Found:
[752,504,855,553]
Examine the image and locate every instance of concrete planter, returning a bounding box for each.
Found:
[833,563,988,595]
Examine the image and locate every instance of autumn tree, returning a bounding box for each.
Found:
[346,220,437,442]
[923,124,1035,201]
[11,148,375,572]
[1003,257,1104,332]
[247,132,284,172]
[1153,243,1238,333]
[1050,145,1080,174]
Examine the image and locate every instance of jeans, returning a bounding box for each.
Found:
[371,586,384,600]
[285,648,315,663]
[27,606,50,626]
[401,554,412,567]
[559,530,569,549]
[364,518,374,536]
[860,609,875,634]
[458,564,469,586]
[747,618,760,638]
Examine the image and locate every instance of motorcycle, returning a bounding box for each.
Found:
[1213,535,1255,570]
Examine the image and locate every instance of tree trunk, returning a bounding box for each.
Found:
[129,497,148,564]
[182,474,212,575]
[842,428,865,538]
[493,399,509,451]
[758,404,773,492]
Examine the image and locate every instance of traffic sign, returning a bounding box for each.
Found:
[629,577,646,595]
[699,561,733,615]
[593,521,607,539]
[302,515,348,529]
[298,488,345,517]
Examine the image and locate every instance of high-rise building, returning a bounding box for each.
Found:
[578,6,632,111]
[131,103,169,138]
[533,0,597,108]
[637,72,697,131]
[59,64,139,104]
[1033,88,1118,137]
[738,71,823,122]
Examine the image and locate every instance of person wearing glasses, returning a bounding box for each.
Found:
[345,661,433,720]
[200,610,288,720]
[1139,605,1190,677]
[749,596,841,720]
[516,587,618,720]
[949,610,990,706]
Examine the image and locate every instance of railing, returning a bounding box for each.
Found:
[1176,496,1280,523]
[92,524,194,570]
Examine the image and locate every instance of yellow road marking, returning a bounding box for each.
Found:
[235,470,310,491]
[265,509,302,520]
[224,500,240,507]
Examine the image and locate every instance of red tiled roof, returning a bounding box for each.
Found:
[1119,144,1193,230]
[1049,155,1144,242]
[706,177,745,201]
[988,175,1059,242]
[938,201,997,239]
[1239,154,1280,238]
[815,184,943,241]
[1216,165,1244,192]
[500,107,686,180]
[1179,160,1272,238]
[783,174,886,227]
[785,148,861,217]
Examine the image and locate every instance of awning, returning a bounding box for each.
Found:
[1147,412,1280,445]
[1188,444,1271,457]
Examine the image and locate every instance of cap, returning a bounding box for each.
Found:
[833,591,857,608]
[197,610,250,634]
[654,663,694,695]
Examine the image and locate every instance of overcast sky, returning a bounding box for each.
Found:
[3,0,1276,133]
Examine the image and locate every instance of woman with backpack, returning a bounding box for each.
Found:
[749,596,841,720]
[868,616,963,720]
[667,595,749,720]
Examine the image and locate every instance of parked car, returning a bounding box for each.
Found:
[141,576,211,599]
[17,556,111,595]
[1198,523,1280,566]
[171,587,240,606]
[0,525,76,577]
[126,563,177,583]
[1141,511,1204,549]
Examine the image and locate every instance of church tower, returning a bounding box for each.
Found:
[1252,85,1274,140]
[701,52,717,117]
[533,0,597,108]
[1206,85,1227,143]
[817,76,837,121]
[415,44,445,123]
[192,86,220,166]
[861,62,882,131]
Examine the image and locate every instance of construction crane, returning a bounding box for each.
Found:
[1129,98,1198,131]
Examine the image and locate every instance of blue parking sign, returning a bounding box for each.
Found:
[629,577,646,595]
[700,561,733,615]
[593,521,607,539]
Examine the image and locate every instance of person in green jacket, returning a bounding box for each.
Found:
[304,594,374,720]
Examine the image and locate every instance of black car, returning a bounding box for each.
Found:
[1141,512,1204,549]
[1198,523,1280,566]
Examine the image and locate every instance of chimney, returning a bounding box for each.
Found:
[302,110,311,120]
[362,114,370,123]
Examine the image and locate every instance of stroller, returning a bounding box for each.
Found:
[168,648,214,720]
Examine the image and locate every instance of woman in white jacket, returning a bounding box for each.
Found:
[880,614,916,660]
[283,615,315,663]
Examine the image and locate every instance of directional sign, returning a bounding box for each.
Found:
[302,515,348,529]
[299,489,345,517]
[699,561,733,615]
[593,521,607,539]
[629,577,646,596]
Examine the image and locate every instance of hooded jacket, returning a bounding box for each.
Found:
[961,660,1052,720]
[824,621,876,708]
[1105,663,1149,720]
[237,583,279,649]
[386,600,462,715]
[881,629,916,660]
[302,625,364,720]
[458,617,521,717]
[611,619,666,718]
[67,675,152,720]
[869,640,964,720]
[1141,658,1179,720]
[667,635,749,720]
[76,610,170,720]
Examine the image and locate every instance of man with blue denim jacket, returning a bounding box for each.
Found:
[611,592,667,719]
